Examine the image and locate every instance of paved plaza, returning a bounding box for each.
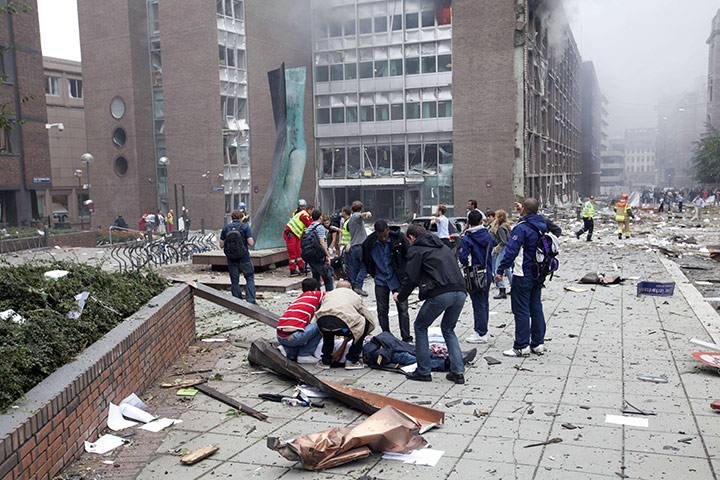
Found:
[57,222,720,480]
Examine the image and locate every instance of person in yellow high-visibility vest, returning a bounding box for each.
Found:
[574,195,595,241]
[284,201,313,276]
[339,206,352,250]
[614,194,634,240]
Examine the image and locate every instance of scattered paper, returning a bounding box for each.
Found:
[103,460,114,465]
[704,297,720,302]
[84,434,125,454]
[0,309,25,325]
[67,291,91,319]
[564,286,589,293]
[177,388,199,396]
[400,363,418,373]
[139,418,183,432]
[382,448,445,467]
[44,270,69,280]
[120,403,155,423]
[296,385,329,399]
[201,338,228,343]
[605,414,648,428]
[120,393,148,410]
[107,403,138,431]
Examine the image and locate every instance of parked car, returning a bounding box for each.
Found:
[406,216,467,252]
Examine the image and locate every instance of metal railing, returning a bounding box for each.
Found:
[110,232,218,272]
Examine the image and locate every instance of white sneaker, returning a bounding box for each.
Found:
[315,360,331,369]
[296,355,318,364]
[277,345,288,357]
[345,360,365,370]
[466,333,488,344]
[503,346,531,357]
[531,344,545,355]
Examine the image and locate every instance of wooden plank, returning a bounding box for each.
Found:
[195,383,268,421]
[181,445,219,465]
[188,282,279,328]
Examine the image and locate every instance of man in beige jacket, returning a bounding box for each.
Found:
[315,280,376,370]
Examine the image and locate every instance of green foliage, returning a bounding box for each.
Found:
[691,123,720,184]
[0,2,31,134]
[0,260,169,412]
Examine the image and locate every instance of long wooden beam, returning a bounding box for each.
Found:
[187,281,279,328]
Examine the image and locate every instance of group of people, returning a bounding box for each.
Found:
[265,196,556,383]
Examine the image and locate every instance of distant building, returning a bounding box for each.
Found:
[624,128,657,188]
[579,61,603,197]
[0,1,51,226]
[42,57,87,227]
[708,9,720,131]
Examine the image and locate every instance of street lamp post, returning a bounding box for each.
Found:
[80,153,94,228]
[74,169,84,230]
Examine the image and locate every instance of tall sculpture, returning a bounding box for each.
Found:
[251,64,307,249]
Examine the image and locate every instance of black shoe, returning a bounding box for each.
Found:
[575,231,581,239]
[618,234,622,240]
[493,288,507,299]
[290,270,298,276]
[462,348,478,365]
[586,237,592,242]
[402,336,414,343]
[446,372,465,384]
[405,370,432,382]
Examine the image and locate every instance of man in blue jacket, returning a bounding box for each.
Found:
[496,198,546,357]
[458,210,495,344]
[394,224,467,384]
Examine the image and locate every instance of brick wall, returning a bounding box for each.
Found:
[49,231,97,248]
[0,284,195,480]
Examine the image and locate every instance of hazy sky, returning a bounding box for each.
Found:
[36,0,718,138]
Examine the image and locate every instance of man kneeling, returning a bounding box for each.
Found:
[276,278,324,363]
[315,280,376,370]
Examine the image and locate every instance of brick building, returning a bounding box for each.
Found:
[77,0,314,230]
[42,56,88,227]
[0,0,51,226]
[708,9,720,131]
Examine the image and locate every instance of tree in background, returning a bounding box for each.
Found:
[691,123,720,184]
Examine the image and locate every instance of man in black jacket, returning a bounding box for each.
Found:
[362,220,412,342]
[394,224,467,384]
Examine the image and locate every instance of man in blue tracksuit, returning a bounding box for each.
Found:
[458,210,495,344]
[496,198,547,357]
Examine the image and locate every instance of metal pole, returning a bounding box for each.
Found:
[181,184,186,211]
[78,176,84,230]
[85,162,91,229]
[174,183,179,231]
[201,217,205,234]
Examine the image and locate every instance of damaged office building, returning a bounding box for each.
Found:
[313,0,582,217]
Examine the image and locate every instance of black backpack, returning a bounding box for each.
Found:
[521,221,559,284]
[223,224,247,260]
[301,224,324,264]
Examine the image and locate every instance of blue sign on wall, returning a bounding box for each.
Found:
[637,282,675,297]
[211,187,224,192]
[33,177,51,183]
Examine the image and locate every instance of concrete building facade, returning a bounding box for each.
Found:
[579,61,603,198]
[0,0,51,226]
[708,9,720,131]
[312,0,581,218]
[42,56,88,227]
[77,0,315,230]
[623,128,657,188]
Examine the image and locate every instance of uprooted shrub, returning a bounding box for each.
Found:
[0,260,169,412]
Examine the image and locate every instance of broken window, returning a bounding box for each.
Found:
[391,15,402,31]
[374,60,388,77]
[438,100,452,117]
[347,146,361,178]
[424,144,438,174]
[389,58,403,76]
[421,56,436,74]
[376,105,389,121]
[377,146,391,176]
[360,105,374,122]
[333,148,346,178]
[359,62,374,79]
[421,10,435,27]
[392,145,405,174]
[408,144,422,174]
[331,107,345,124]
[405,57,420,75]
[329,21,342,37]
[218,45,226,66]
[322,148,333,178]
[391,104,403,120]
[316,108,330,124]
[406,102,420,119]
[0,127,13,154]
[439,142,453,164]
[364,146,377,175]
[345,63,357,80]
[233,0,243,20]
[438,54,452,72]
[375,16,387,33]
[315,65,329,82]
[227,48,235,67]
[422,101,437,118]
[405,12,419,29]
[330,64,343,81]
[343,19,355,36]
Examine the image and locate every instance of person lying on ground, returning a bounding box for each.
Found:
[362,331,477,372]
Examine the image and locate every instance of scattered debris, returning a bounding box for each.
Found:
[382,448,444,467]
[637,375,668,384]
[524,437,562,448]
[268,406,427,470]
[161,378,205,389]
[259,393,324,408]
[605,414,648,428]
[710,401,720,411]
[564,286,590,293]
[663,445,680,451]
[463,400,476,406]
[513,365,533,372]
[473,409,489,417]
[246,425,256,435]
[181,445,219,465]
[84,434,125,454]
[195,384,267,421]
[561,423,578,430]
[171,368,212,377]
[445,399,462,408]
[678,437,694,444]
[201,338,229,343]
[484,356,502,365]
[616,472,629,479]
[176,388,199,396]
[622,400,655,416]
[578,272,624,285]
[139,418,183,432]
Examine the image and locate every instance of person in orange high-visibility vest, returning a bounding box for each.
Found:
[614,194,634,240]
[284,201,313,276]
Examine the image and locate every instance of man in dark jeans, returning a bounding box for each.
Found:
[304,210,334,291]
[219,209,256,304]
[362,220,412,342]
[315,280,376,370]
[395,224,467,384]
[497,198,547,357]
[346,201,372,296]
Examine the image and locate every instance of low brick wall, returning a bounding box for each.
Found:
[49,231,97,249]
[0,284,195,480]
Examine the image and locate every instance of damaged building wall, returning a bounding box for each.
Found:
[707,9,720,132]
[522,0,581,206]
[579,61,603,197]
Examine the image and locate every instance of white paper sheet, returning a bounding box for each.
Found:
[84,434,125,454]
[119,403,155,423]
[120,393,148,410]
[400,363,417,373]
[605,414,648,428]
[382,448,445,466]
[138,418,182,432]
[296,385,329,398]
[44,270,69,280]
[67,291,91,319]
[201,338,228,343]
[107,403,138,431]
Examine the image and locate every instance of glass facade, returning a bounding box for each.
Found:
[146,0,168,211]
[312,0,453,220]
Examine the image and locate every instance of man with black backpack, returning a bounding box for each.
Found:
[496,198,556,357]
[220,209,255,303]
[301,210,333,291]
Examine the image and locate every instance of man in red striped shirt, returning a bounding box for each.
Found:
[276,278,324,363]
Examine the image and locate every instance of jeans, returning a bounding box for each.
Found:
[375,284,411,342]
[317,315,370,364]
[393,351,447,371]
[277,323,321,360]
[309,261,334,291]
[510,275,545,350]
[493,246,513,289]
[414,291,466,376]
[469,287,489,336]
[347,245,366,289]
[228,258,256,304]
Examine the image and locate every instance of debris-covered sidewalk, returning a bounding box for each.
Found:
[60,224,720,480]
